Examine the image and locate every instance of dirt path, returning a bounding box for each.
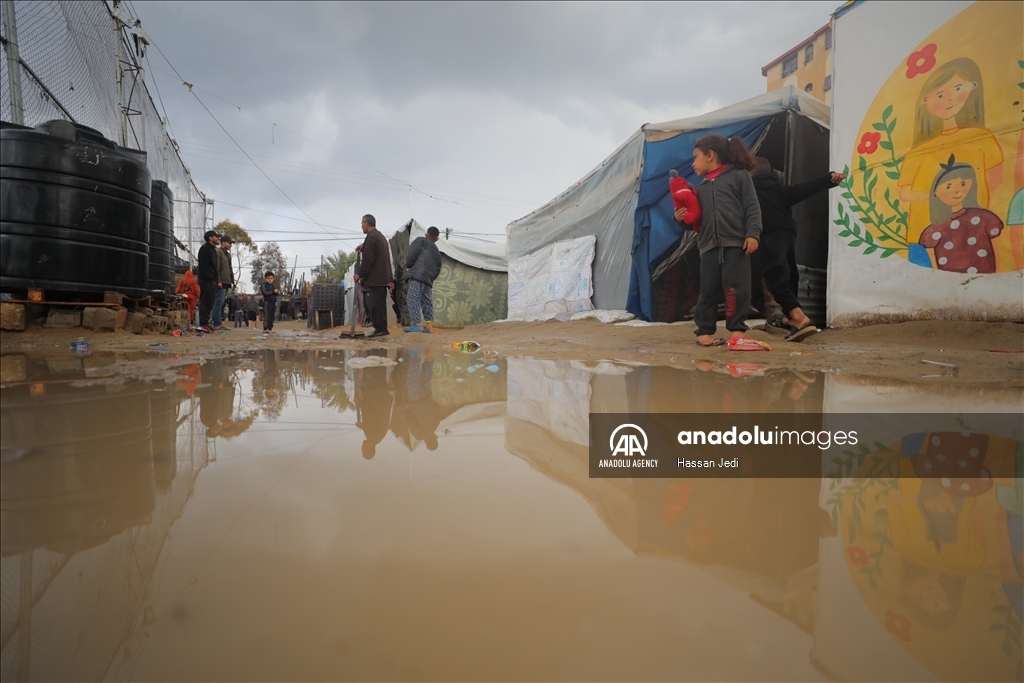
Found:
[3,319,1021,389]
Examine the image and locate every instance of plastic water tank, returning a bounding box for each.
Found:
[0,120,152,296]
[148,180,174,295]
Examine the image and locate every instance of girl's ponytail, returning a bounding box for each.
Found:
[725,136,755,171]
[693,133,755,170]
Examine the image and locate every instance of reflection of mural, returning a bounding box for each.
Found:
[833,432,1023,682]
[835,2,1023,273]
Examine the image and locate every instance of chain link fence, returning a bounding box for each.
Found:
[1,0,210,264]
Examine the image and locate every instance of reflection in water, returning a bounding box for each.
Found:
[0,350,1020,681]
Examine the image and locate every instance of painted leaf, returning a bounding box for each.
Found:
[882,104,893,121]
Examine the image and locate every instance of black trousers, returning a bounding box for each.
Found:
[365,286,389,333]
[694,247,751,336]
[264,300,277,330]
[760,230,801,316]
[198,280,217,326]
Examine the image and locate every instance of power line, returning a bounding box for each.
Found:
[141,60,525,221]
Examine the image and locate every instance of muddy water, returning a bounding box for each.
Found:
[0,349,1021,682]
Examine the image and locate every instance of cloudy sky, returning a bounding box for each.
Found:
[134,1,837,287]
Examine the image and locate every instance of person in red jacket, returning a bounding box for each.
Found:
[175,269,201,325]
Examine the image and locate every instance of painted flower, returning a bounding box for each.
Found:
[857,131,882,155]
[884,611,912,641]
[846,546,869,566]
[905,43,937,78]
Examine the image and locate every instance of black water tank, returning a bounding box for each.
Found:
[0,120,152,297]
[148,180,174,295]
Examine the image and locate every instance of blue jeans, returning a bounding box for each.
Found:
[213,287,227,327]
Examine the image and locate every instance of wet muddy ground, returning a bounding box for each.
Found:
[0,323,1022,681]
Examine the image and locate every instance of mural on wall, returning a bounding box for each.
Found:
[835,1,1024,274]
[825,433,1023,682]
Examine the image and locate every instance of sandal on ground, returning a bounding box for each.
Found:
[403,326,427,333]
[785,325,819,342]
[695,337,726,347]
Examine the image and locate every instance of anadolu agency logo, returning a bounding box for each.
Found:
[598,424,658,469]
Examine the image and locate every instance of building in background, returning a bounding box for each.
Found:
[761,24,833,104]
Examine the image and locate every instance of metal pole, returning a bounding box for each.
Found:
[186,181,193,268]
[2,0,24,125]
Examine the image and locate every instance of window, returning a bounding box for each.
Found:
[824,75,832,92]
[805,43,814,65]
[781,54,798,77]
[824,28,832,50]
[805,83,814,93]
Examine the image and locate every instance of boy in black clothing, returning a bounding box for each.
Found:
[749,158,845,340]
[261,272,279,333]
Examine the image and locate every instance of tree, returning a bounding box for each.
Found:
[311,250,356,284]
[215,219,256,292]
[250,242,290,293]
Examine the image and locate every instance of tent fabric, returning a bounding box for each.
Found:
[505,85,829,320]
[407,219,507,272]
[507,235,595,321]
[390,220,509,327]
[506,132,644,310]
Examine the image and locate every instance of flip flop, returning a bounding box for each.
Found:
[403,326,427,333]
[785,325,819,343]
[695,337,726,347]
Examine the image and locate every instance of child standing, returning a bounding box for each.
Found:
[677,134,762,346]
[261,271,279,333]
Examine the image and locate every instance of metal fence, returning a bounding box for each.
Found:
[0,0,210,264]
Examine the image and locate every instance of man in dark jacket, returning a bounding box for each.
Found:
[196,230,220,328]
[353,214,393,338]
[750,158,844,340]
[213,235,235,330]
[403,226,442,333]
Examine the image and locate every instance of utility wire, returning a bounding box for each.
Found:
[149,39,347,244]
[142,59,524,221]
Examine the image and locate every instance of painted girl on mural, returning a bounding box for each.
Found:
[918,155,1005,274]
[898,58,1004,247]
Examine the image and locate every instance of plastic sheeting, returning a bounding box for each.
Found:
[506,132,644,310]
[507,235,595,321]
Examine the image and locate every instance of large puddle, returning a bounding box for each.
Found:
[1,349,1021,682]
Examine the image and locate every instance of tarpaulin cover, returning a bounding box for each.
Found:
[507,235,595,321]
[627,117,772,321]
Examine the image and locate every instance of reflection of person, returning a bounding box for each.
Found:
[898,58,1004,245]
[198,361,230,438]
[918,156,1004,273]
[403,227,442,334]
[353,214,394,339]
[353,355,394,458]
[405,349,440,450]
[749,157,844,339]
[197,230,221,328]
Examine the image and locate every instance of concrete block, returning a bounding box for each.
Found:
[45,308,81,328]
[125,312,147,334]
[103,291,124,305]
[0,302,26,331]
[83,307,121,332]
[114,306,127,330]
[137,307,154,316]
[0,354,28,383]
[143,315,168,333]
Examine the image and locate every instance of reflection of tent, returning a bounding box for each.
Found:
[389,219,508,328]
[506,86,830,321]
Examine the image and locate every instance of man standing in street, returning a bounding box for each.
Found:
[403,226,442,334]
[353,214,393,338]
[213,235,235,331]
[196,230,220,329]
